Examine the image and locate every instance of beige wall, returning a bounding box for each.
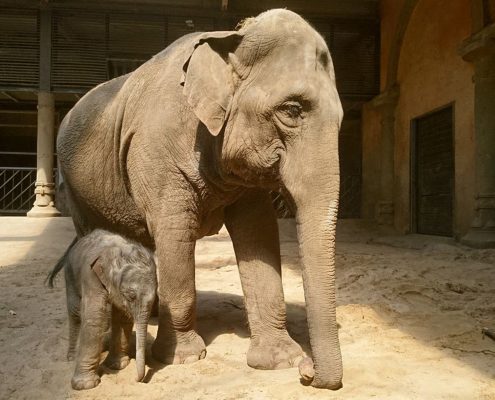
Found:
[361,102,382,220]
[394,0,474,237]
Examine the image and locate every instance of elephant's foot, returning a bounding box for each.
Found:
[298,357,343,389]
[71,371,101,390]
[247,332,304,370]
[103,353,130,370]
[151,330,206,364]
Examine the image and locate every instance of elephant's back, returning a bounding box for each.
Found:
[57,73,129,196]
[57,74,129,153]
[57,74,151,245]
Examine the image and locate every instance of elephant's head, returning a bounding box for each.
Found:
[91,244,157,382]
[182,9,343,389]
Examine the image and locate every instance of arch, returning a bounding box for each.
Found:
[386,0,487,88]
[385,0,419,90]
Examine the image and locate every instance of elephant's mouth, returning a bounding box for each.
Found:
[278,186,297,215]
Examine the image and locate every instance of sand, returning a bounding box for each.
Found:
[0,216,494,400]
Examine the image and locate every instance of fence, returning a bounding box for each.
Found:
[0,167,37,214]
[270,173,361,219]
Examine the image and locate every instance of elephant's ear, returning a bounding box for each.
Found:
[90,256,109,290]
[181,31,243,136]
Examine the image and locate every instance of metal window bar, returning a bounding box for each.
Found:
[0,151,37,156]
[0,9,40,88]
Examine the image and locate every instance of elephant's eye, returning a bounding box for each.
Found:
[276,101,303,128]
[281,102,302,119]
[123,289,136,302]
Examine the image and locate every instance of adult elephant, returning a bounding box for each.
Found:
[57,9,343,389]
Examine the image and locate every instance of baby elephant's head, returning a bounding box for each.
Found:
[91,243,157,382]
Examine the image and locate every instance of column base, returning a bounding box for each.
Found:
[27,204,61,218]
[376,201,394,226]
[461,229,495,249]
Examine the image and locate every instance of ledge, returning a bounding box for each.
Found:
[459,23,495,62]
[461,228,495,249]
[369,85,400,109]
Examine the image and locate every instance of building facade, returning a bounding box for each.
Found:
[0,0,379,218]
[362,0,495,247]
[1,0,493,247]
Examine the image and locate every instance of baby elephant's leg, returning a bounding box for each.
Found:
[67,309,80,361]
[104,306,133,370]
[66,278,81,361]
[71,295,106,390]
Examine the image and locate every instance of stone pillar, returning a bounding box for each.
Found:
[369,86,400,225]
[459,24,495,247]
[27,91,61,217]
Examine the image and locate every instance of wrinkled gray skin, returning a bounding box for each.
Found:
[57,9,343,389]
[48,230,157,390]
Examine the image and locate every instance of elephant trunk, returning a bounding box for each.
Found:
[296,190,342,389]
[281,121,343,389]
[135,320,148,382]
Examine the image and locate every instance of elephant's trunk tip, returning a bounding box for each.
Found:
[135,368,145,383]
[298,356,315,382]
[135,347,146,382]
[298,357,343,390]
[135,321,148,383]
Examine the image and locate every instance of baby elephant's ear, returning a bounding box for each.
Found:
[90,257,110,290]
[181,31,243,136]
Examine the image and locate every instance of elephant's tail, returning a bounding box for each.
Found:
[46,237,78,288]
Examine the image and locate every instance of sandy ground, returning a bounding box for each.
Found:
[0,217,494,400]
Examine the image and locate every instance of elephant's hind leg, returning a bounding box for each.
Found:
[225,189,304,370]
[67,309,80,361]
[67,291,81,361]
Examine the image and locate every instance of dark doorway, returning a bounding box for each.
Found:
[412,106,454,236]
[339,109,362,218]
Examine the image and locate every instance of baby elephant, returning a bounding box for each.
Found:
[48,229,157,390]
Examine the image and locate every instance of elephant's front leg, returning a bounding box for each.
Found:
[151,218,206,364]
[104,306,132,370]
[225,189,304,370]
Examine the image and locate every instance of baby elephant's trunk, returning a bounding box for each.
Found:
[135,322,148,382]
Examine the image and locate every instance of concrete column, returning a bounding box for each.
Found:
[369,86,399,225]
[459,24,495,247]
[27,91,61,217]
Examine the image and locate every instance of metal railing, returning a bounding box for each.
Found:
[339,174,361,218]
[0,167,36,214]
[270,174,362,219]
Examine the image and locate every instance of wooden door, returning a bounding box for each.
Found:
[413,106,454,236]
